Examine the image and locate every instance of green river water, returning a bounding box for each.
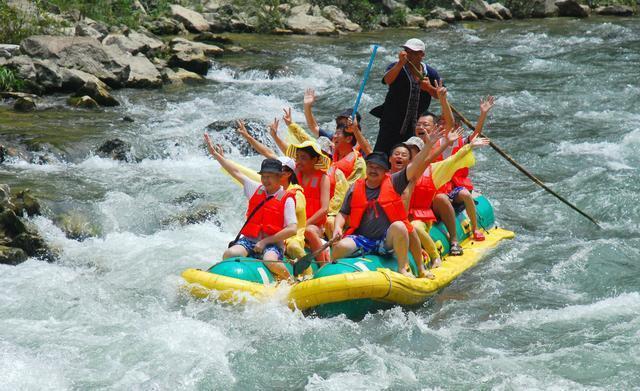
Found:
[1,17,639,390]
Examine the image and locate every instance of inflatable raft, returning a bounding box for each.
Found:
[181,195,514,319]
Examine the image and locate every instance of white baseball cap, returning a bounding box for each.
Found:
[401,38,425,52]
[277,156,296,171]
[404,136,425,151]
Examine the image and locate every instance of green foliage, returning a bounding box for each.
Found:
[0,67,25,92]
[312,0,381,30]
[388,7,407,27]
[0,1,66,44]
[45,0,145,27]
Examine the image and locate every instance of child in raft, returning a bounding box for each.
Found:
[204,133,297,280]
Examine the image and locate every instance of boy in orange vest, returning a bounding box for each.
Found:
[204,134,297,280]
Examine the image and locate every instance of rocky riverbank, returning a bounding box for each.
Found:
[1,1,637,110]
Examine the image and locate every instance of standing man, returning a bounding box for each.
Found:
[370,38,440,155]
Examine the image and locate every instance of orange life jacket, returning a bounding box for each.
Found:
[328,149,358,180]
[433,136,473,192]
[345,175,413,235]
[240,187,293,238]
[297,169,328,225]
[408,173,438,223]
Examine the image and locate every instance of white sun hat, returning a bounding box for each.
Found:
[401,38,425,52]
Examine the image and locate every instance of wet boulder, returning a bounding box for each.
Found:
[161,67,204,85]
[13,96,37,112]
[74,79,119,106]
[406,14,427,28]
[162,204,221,227]
[10,189,41,217]
[490,3,512,19]
[173,191,205,204]
[55,212,101,241]
[193,32,233,45]
[0,245,27,265]
[555,0,590,17]
[96,138,133,161]
[121,53,163,88]
[168,49,211,75]
[426,19,449,29]
[532,0,559,17]
[595,5,634,16]
[170,37,224,57]
[205,120,275,156]
[170,4,211,33]
[67,95,99,109]
[0,209,28,237]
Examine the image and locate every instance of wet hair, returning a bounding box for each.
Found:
[390,143,410,155]
[298,146,320,159]
[283,166,299,185]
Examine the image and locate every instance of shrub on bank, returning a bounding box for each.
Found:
[0,66,25,92]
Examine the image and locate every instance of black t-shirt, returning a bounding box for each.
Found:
[340,168,410,239]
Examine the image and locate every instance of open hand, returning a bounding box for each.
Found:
[471,136,490,149]
[269,117,279,139]
[203,133,216,156]
[303,88,316,107]
[446,126,464,145]
[236,120,249,138]
[427,124,446,146]
[282,107,293,126]
[480,95,495,114]
[435,79,447,100]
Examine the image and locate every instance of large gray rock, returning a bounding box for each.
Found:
[469,0,502,19]
[75,23,104,40]
[161,67,204,85]
[0,44,21,59]
[555,0,590,17]
[290,4,311,15]
[382,0,409,14]
[595,5,634,16]
[532,0,559,17]
[457,10,479,20]
[102,32,163,55]
[430,7,456,22]
[13,97,36,112]
[193,32,233,45]
[20,36,126,87]
[405,14,427,28]
[170,4,210,33]
[67,95,99,109]
[145,17,186,35]
[426,19,449,29]
[96,138,133,161]
[490,3,512,19]
[322,5,362,32]
[122,54,162,88]
[10,189,40,217]
[74,79,119,106]
[285,13,337,35]
[170,37,223,56]
[168,49,211,75]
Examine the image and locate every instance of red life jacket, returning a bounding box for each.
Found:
[345,175,413,235]
[297,169,328,225]
[240,187,293,238]
[328,149,358,180]
[433,136,473,191]
[408,172,438,223]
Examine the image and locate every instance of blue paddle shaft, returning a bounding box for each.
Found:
[352,45,379,120]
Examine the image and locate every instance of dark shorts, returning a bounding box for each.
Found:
[449,187,475,214]
[347,234,394,257]
[233,236,283,259]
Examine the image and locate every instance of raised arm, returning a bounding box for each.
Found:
[303,88,321,138]
[436,80,454,132]
[237,119,278,160]
[406,126,461,181]
[383,51,408,85]
[430,136,490,189]
[269,108,292,154]
[469,96,495,142]
[347,117,372,156]
[203,133,246,183]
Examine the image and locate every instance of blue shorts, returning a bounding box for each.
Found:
[347,234,394,257]
[233,237,283,259]
[449,186,470,213]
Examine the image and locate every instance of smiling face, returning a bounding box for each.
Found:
[389,145,410,173]
[295,149,318,173]
[333,128,354,149]
[260,172,282,193]
[415,114,436,142]
[365,162,387,187]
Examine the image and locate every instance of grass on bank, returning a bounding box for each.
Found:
[0,66,25,92]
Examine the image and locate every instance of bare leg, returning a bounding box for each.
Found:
[409,228,433,279]
[433,194,458,244]
[455,189,478,231]
[331,237,358,261]
[263,250,291,281]
[411,220,441,268]
[385,221,413,278]
[223,244,249,259]
[305,225,328,265]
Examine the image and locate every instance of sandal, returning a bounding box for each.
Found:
[473,230,485,241]
[449,243,463,256]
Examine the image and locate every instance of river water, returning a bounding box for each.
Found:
[1,17,640,390]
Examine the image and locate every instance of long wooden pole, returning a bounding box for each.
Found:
[450,104,601,228]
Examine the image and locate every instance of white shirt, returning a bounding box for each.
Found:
[242,177,297,229]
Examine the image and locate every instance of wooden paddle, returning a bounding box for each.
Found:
[292,234,343,276]
[449,104,601,228]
